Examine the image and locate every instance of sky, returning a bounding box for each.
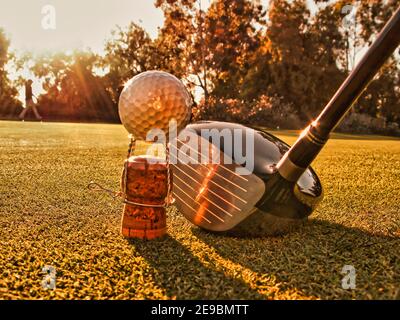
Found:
[0,0,165,54]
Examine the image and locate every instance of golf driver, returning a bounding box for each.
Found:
[172,6,400,236]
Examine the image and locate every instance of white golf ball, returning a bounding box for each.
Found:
[118,71,192,140]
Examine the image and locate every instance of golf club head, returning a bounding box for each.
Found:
[171,121,323,237]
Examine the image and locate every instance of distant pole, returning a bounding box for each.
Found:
[198,0,208,104]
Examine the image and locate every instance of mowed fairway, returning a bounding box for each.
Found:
[0,121,399,300]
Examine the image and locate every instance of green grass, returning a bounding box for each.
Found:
[0,120,399,300]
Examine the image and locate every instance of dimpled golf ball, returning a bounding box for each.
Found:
[118,71,192,140]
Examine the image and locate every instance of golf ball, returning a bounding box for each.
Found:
[118,71,192,140]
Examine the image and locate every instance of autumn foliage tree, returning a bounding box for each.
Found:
[355,0,400,123]
[103,23,161,105]
[204,0,266,99]
[264,0,345,121]
[154,0,266,101]
[0,28,21,118]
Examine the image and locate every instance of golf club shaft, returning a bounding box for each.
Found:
[277,6,400,182]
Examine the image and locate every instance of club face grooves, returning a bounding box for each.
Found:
[171,127,266,231]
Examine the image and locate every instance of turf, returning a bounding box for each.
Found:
[0,121,399,300]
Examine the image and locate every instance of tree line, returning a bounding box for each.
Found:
[0,0,399,134]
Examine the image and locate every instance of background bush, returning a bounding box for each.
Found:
[193,95,302,129]
[337,112,400,136]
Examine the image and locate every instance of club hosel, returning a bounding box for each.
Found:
[277,124,328,182]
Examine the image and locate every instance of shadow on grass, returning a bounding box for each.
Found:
[191,219,400,299]
[129,235,266,299]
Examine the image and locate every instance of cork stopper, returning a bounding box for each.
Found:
[121,156,168,240]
